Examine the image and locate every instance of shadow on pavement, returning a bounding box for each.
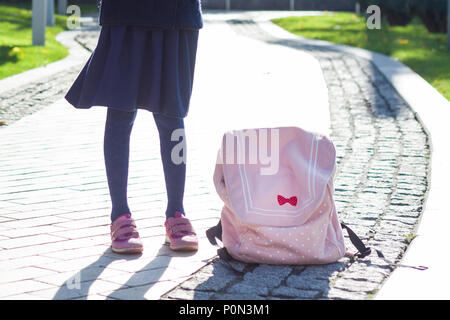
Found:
[52,247,142,300]
[191,258,353,299]
[53,243,198,300]
[105,245,179,300]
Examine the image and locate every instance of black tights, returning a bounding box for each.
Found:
[103,108,186,222]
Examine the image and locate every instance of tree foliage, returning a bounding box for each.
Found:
[358,0,448,33]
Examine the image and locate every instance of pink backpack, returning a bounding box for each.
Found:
[206,127,371,265]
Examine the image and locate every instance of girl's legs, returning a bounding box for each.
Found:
[104,107,137,223]
[104,108,195,251]
[153,113,186,219]
[104,108,186,221]
[154,112,197,251]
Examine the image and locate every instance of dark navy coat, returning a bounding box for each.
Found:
[99,0,203,30]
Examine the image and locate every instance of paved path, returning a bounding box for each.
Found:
[0,11,430,300]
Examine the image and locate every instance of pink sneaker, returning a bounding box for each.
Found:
[110,214,143,254]
[165,212,198,251]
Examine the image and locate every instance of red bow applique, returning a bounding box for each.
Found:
[277,195,298,206]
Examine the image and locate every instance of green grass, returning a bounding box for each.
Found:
[0,2,69,80]
[272,12,450,100]
[75,3,100,15]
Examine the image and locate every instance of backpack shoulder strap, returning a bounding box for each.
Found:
[206,220,222,245]
[341,222,428,271]
[340,223,372,258]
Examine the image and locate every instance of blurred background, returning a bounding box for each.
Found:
[0,0,448,99]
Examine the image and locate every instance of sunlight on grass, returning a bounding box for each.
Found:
[0,3,69,79]
[272,12,450,100]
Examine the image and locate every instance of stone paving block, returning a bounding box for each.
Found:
[300,261,348,279]
[139,226,166,238]
[72,294,116,300]
[250,264,293,279]
[97,267,136,280]
[0,254,58,271]
[52,201,110,213]
[0,216,69,230]
[0,243,59,261]
[0,234,68,250]
[0,280,56,299]
[168,258,211,275]
[227,282,269,296]
[37,253,118,274]
[54,208,110,221]
[106,255,173,274]
[0,223,67,239]
[181,260,242,289]
[285,273,331,291]
[51,225,108,240]
[34,268,120,287]
[164,288,214,300]
[0,217,15,223]
[79,278,133,297]
[242,272,285,289]
[103,280,180,300]
[180,271,238,292]
[47,242,106,257]
[271,286,321,299]
[326,287,368,300]
[2,293,43,300]
[0,266,58,284]
[101,266,180,287]
[0,201,24,212]
[332,277,379,294]
[51,216,109,230]
[27,284,88,300]
[341,265,390,284]
[44,236,110,252]
[212,293,270,300]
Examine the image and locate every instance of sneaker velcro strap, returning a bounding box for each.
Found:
[111,218,137,234]
[112,225,139,241]
[167,217,191,227]
[169,223,195,235]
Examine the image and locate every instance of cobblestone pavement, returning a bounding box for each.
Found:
[0,18,99,128]
[0,66,81,128]
[162,18,430,300]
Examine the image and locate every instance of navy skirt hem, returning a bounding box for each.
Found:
[65,26,199,118]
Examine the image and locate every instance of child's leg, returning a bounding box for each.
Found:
[104,107,137,223]
[153,113,186,219]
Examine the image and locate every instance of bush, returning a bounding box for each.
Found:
[358,0,413,26]
[357,0,448,33]
[412,0,448,33]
